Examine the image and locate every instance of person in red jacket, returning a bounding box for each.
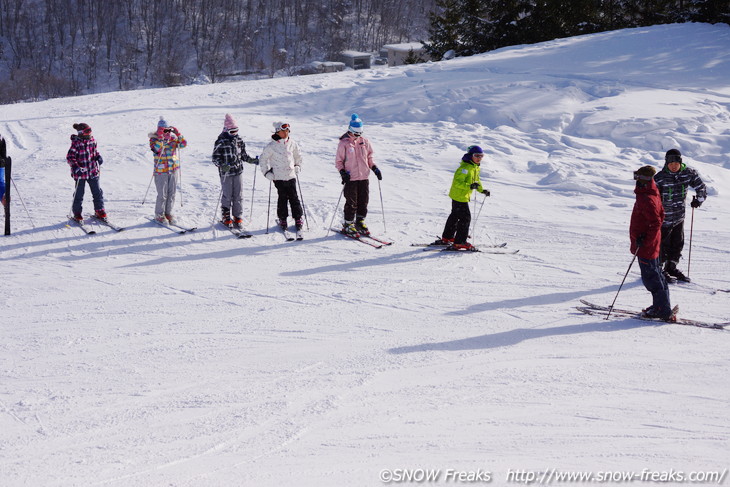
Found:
[630,165,674,321]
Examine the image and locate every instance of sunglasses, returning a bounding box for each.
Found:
[163,128,173,133]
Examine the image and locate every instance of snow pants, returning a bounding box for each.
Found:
[638,256,672,319]
[154,171,178,218]
[660,220,684,268]
[273,178,303,221]
[72,177,104,215]
[442,199,471,244]
[220,172,244,219]
[343,179,369,222]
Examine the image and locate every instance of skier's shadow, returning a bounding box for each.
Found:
[389,315,657,354]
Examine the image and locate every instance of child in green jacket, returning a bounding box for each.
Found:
[434,145,490,250]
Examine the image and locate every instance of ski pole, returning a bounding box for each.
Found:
[326,186,345,237]
[142,138,165,205]
[377,178,386,232]
[296,174,310,230]
[11,177,35,229]
[472,191,489,241]
[211,171,229,224]
[69,179,81,217]
[177,147,183,208]
[606,247,640,320]
[470,189,478,240]
[687,202,695,278]
[249,165,257,221]
[265,180,272,234]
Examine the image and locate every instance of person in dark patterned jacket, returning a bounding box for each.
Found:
[212,114,258,227]
[653,149,707,282]
[66,123,106,222]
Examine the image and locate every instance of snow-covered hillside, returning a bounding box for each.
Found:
[1,23,729,486]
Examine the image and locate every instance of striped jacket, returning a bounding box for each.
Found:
[66,135,103,180]
[149,134,187,173]
[653,163,706,227]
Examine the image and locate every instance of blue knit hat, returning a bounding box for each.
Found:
[467,145,484,155]
[157,116,169,129]
[348,113,363,134]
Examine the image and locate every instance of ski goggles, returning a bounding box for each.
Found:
[276,123,290,131]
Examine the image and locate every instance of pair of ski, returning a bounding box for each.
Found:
[577,299,728,330]
[150,217,197,234]
[220,221,253,239]
[333,228,392,248]
[279,226,304,242]
[413,241,518,254]
[68,215,124,234]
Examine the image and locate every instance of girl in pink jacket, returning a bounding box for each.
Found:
[335,114,382,236]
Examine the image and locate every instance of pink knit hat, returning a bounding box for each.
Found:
[224,113,238,131]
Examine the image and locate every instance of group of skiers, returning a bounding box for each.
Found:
[59,113,384,237]
[630,149,707,321]
[2,120,711,297]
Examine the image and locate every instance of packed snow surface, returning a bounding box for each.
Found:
[1,23,729,486]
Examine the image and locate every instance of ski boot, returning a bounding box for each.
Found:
[278,218,288,230]
[342,221,359,237]
[355,218,370,236]
[95,209,107,221]
[221,207,232,226]
[665,262,690,283]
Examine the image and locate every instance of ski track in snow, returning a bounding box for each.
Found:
[1,23,730,486]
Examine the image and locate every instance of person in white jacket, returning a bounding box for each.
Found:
[259,121,304,231]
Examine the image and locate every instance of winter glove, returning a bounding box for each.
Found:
[482,189,490,196]
[340,169,350,184]
[470,182,480,190]
[636,234,645,247]
[172,127,181,137]
[372,166,382,180]
[220,163,231,173]
[250,156,260,165]
[295,165,301,174]
[264,169,275,181]
[691,196,702,208]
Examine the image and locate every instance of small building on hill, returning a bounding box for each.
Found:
[381,42,431,67]
[339,51,372,70]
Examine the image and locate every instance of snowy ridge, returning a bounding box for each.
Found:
[1,23,729,486]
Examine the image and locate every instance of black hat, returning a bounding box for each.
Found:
[665,149,682,164]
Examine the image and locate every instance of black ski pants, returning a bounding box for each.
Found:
[660,220,684,268]
[273,178,303,221]
[343,179,369,222]
[442,199,470,244]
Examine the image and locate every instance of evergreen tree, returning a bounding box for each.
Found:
[423,0,465,59]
